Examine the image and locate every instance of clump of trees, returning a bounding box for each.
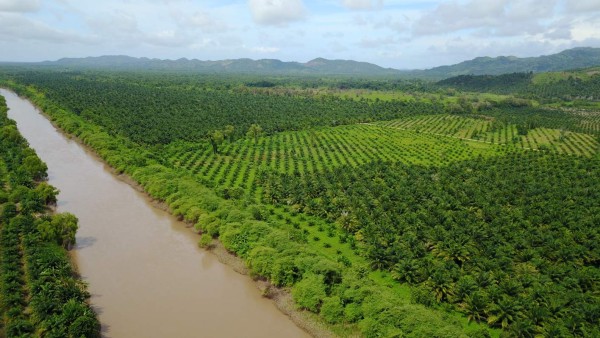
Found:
[37,212,78,250]
[246,123,262,143]
[207,130,224,154]
[207,123,262,154]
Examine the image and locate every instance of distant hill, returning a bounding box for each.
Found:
[414,47,600,79]
[436,67,600,101]
[3,47,600,79]
[34,55,403,76]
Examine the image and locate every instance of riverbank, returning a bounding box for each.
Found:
[115,171,335,338]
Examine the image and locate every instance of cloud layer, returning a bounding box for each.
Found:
[0,0,599,69]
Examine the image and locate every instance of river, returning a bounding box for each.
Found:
[1,89,309,338]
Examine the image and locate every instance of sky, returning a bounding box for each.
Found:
[1,0,600,69]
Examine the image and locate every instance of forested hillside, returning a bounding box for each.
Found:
[417,47,600,79]
[0,96,100,337]
[437,69,600,102]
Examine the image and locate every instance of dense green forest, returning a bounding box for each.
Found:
[1,67,599,337]
[438,69,600,103]
[0,96,100,337]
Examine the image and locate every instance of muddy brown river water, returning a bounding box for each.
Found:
[1,89,309,338]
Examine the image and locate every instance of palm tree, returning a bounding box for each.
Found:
[537,321,569,338]
[461,291,488,323]
[223,125,235,142]
[454,275,478,303]
[486,296,523,329]
[207,130,224,154]
[247,123,262,143]
[427,271,454,303]
[391,259,421,284]
[507,318,536,338]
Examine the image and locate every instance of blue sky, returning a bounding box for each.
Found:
[1,0,600,69]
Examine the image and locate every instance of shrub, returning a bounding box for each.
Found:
[321,296,344,324]
[344,302,363,322]
[411,285,436,307]
[198,234,213,248]
[291,274,327,312]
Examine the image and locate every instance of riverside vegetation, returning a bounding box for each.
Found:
[0,68,598,337]
[0,95,100,337]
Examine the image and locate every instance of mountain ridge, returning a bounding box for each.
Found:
[413,47,600,79]
[40,55,401,76]
[3,47,600,79]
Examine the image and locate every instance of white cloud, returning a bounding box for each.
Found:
[0,0,39,12]
[189,11,224,30]
[413,0,506,36]
[571,19,600,42]
[374,14,408,32]
[412,0,562,38]
[248,0,306,26]
[505,0,556,21]
[341,0,383,10]
[0,12,88,43]
[86,10,194,48]
[545,27,572,40]
[323,31,344,38]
